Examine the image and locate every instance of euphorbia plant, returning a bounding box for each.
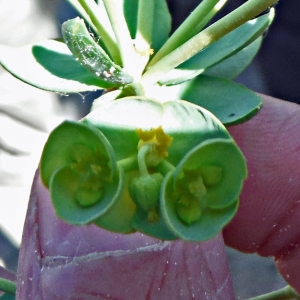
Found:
[2,0,298,299]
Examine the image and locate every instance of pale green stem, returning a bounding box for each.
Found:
[138,144,152,177]
[191,0,228,37]
[246,285,300,300]
[156,159,175,176]
[0,277,16,295]
[102,0,137,75]
[75,0,121,64]
[117,155,138,171]
[149,0,224,67]
[142,0,278,85]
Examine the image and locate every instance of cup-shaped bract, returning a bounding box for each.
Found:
[160,138,246,241]
[49,164,124,225]
[40,121,124,225]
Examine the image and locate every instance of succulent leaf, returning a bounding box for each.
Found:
[62,17,134,86]
[50,164,124,225]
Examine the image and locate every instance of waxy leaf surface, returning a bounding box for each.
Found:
[0,40,113,93]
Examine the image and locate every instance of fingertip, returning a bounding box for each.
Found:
[223,96,300,254]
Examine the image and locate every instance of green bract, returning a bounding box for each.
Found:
[40,121,124,225]
[161,138,245,241]
[0,0,278,241]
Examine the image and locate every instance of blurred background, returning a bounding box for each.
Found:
[0,0,297,298]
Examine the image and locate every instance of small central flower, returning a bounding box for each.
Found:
[174,166,223,224]
[71,144,112,206]
[174,169,206,224]
[136,126,173,167]
[134,44,154,56]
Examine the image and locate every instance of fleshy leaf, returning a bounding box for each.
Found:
[159,11,274,85]
[40,120,116,188]
[161,171,239,241]
[173,138,247,209]
[173,75,263,125]
[62,17,134,86]
[123,0,139,38]
[203,37,262,79]
[124,0,171,53]
[151,0,172,52]
[49,165,124,225]
[181,12,273,70]
[0,40,114,93]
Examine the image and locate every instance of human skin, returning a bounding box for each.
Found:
[16,95,300,299]
[225,94,300,294]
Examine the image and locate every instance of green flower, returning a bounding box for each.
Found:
[161,138,246,241]
[40,121,123,225]
[40,97,247,241]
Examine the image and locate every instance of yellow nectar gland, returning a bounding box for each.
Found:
[71,147,112,207]
[136,126,173,166]
[175,169,206,224]
[134,44,154,56]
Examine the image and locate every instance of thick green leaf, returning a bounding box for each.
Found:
[159,11,274,85]
[0,40,114,93]
[151,0,171,52]
[123,0,139,38]
[161,171,239,241]
[50,165,124,225]
[62,18,133,85]
[203,37,262,79]
[163,37,262,83]
[173,75,262,125]
[181,13,272,70]
[123,0,171,53]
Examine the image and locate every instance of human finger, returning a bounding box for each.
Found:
[224,95,300,293]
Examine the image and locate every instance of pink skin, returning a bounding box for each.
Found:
[16,95,300,299]
[225,95,300,293]
[16,174,234,300]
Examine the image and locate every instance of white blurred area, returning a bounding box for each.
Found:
[0,0,71,245]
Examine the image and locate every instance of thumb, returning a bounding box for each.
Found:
[224,95,300,293]
[16,172,234,300]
